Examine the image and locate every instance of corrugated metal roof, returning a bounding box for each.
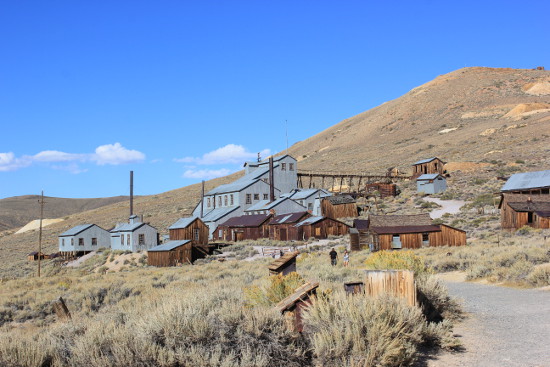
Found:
[219,213,272,227]
[270,212,309,225]
[412,157,444,165]
[245,200,270,211]
[353,219,370,230]
[59,224,95,236]
[111,222,148,232]
[289,188,331,200]
[535,211,550,218]
[264,197,294,209]
[370,225,441,234]
[417,173,443,180]
[205,179,260,195]
[202,206,240,222]
[168,216,199,230]
[148,240,191,252]
[501,170,550,192]
[295,216,325,227]
[369,214,433,227]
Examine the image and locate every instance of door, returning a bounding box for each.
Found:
[235,232,244,241]
[279,228,287,241]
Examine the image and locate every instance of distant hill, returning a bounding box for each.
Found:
[0,195,131,231]
[1,66,549,278]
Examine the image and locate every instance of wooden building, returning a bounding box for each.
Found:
[275,281,319,333]
[369,214,466,250]
[213,214,272,241]
[27,252,48,261]
[412,157,446,179]
[147,240,209,266]
[364,183,398,198]
[268,251,299,275]
[168,217,209,245]
[352,219,370,250]
[269,211,311,241]
[294,216,350,240]
[321,194,358,219]
[499,170,550,230]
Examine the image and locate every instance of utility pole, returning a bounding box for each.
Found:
[38,191,44,277]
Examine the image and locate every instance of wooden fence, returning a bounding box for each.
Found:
[364,270,416,306]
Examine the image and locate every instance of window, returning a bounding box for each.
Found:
[281,163,286,171]
[254,194,259,200]
[92,238,97,246]
[391,235,402,249]
[127,234,130,246]
[207,198,211,207]
[219,229,223,238]
[308,203,313,210]
[218,196,222,207]
[230,194,234,205]
[246,194,252,204]
[224,195,228,206]
[289,163,294,171]
[138,234,145,245]
[62,239,65,247]
[78,238,84,246]
[120,234,124,245]
[194,228,200,241]
[263,194,268,200]
[71,238,74,246]
[422,233,429,247]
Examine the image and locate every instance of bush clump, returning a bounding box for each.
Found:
[365,251,430,276]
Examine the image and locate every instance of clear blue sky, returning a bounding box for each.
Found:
[1,0,548,199]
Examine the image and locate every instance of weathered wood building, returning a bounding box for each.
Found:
[412,157,446,179]
[416,174,447,194]
[294,216,350,240]
[364,183,398,198]
[147,240,209,266]
[110,215,158,252]
[58,224,110,258]
[213,214,272,241]
[275,281,319,332]
[168,217,209,245]
[369,214,466,250]
[269,211,311,241]
[499,170,550,230]
[350,219,370,250]
[268,251,299,275]
[321,194,358,219]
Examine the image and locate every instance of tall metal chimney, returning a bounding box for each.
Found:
[130,171,134,217]
[269,157,275,202]
[200,180,205,218]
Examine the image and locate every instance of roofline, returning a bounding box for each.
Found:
[59,224,100,237]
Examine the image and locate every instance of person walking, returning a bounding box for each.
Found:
[343,250,349,267]
[329,248,338,266]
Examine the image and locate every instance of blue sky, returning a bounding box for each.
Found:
[1,0,548,199]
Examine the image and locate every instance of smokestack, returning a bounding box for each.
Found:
[130,171,134,217]
[200,180,205,218]
[269,157,275,202]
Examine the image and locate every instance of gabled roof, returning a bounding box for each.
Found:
[417,173,444,181]
[59,224,96,237]
[507,201,550,213]
[412,157,445,166]
[275,281,319,313]
[245,197,306,212]
[370,225,441,234]
[169,216,201,230]
[245,199,270,211]
[110,222,152,233]
[295,216,325,227]
[205,178,263,196]
[325,194,356,205]
[202,206,240,222]
[270,212,310,225]
[501,170,550,192]
[148,240,191,252]
[369,214,433,227]
[289,188,332,200]
[219,213,272,227]
[353,219,370,230]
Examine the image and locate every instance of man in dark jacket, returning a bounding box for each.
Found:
[329,248,338,266]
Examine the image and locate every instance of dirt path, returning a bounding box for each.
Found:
[424,280,550,367]
[424,198,465,219]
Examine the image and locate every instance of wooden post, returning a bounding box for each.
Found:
[364,270,416,307]
[52,297,72,321]
[37,191,44,278]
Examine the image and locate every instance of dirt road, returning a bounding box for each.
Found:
[425,281,550,367]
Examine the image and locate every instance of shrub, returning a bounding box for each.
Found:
[527,264,550,287]
[365,251,430,276]
[244,272,305,307]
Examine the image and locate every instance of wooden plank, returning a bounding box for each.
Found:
[364,270,416,307]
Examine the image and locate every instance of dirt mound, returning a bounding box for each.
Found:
[445,162,490,172]
[523,81,550,95]
[15,218,64,234]
[503,103,550,118]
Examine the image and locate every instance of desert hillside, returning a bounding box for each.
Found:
[1,66,549,278]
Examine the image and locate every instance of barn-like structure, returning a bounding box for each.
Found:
[412,157,446,179]
[321,195,358,219]
[368,214,466,250]
[269,212,311,241]
[147,240,209,266]
[499,170,550,230]
[213,214,272,241]
[168,217,209,245]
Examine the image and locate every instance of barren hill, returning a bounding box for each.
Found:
[288,67,550,173]
[1,66,550,278]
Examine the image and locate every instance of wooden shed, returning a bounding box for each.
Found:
[364,183,398,198]
[213,214,272,241]
[27,252,48,261]
[412,157,446,179]
[369,214,466,250]
[499,170,550,230]
[147,240,209,266]
[168,217,209,245]
[268,251,299,276]
[275,281,319,332]
[352,219,370,250]
[294,216,350,240]
[269,211,310,241]
[416,174,447,194]
[321,195,358,219]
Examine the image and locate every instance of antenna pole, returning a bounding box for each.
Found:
[38,191,44,277]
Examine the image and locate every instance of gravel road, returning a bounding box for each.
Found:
[424,281,550,367]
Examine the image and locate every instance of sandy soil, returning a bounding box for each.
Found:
[66,251,97,267]
[15,218,64,234]
[423,198,465,219]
